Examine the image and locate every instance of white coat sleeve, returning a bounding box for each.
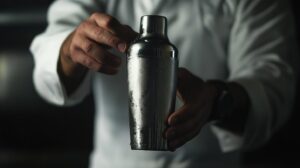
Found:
[211,0,298,152]
[30,0,106,106]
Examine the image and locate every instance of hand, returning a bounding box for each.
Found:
[164,68,219,151]
[60,13,137,77]
[58,13,137,94]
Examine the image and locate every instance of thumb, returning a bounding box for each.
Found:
[177,68,194,102]
[177,68,204,102]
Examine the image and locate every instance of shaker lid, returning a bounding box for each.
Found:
[140,15,167,37]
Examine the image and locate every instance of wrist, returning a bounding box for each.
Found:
[57,34,88,95]
[207,80,234,122]
[59,52,86,78]
[227,82,250,115]
[207,80,250,134]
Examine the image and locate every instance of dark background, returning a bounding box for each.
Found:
[0,0,299,168]
[0,1,94,167]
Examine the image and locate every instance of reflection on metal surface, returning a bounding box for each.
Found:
[127,15,178,151]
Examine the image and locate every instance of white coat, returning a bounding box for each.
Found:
[30,0,297,167]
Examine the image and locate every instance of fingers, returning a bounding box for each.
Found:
[89,13,138,48]
[61,13,136,76]
[165,97,212,151]
[167,105,195,126]
[78,21,126,52]
[166,104,206,138]
[71,47,120,75]
[64,13,138,75]
[165,105,209,151]
[90,13,122,34]
[168,127,201,151]
[166,117,200,140]
[73,36,122,67]
[163,68,218,151]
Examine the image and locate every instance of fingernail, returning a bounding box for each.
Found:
[118,43,126,52]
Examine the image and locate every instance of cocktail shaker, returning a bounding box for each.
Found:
[127,15,178,150]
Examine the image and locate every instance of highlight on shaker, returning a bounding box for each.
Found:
[127,15,178,151]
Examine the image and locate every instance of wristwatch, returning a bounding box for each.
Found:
[207,80,234,121]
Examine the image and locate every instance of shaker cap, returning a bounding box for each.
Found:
[140,15,167,37]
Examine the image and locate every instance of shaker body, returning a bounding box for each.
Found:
[127,15,178,150]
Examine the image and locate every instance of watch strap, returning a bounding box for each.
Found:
[207,80,231,121]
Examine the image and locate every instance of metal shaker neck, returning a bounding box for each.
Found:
[140,15,167,38]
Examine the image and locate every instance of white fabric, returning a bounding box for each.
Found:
[30,0,297,167]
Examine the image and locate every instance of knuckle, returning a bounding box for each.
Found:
[73,35,82,44]
[83,59,94,69]
[69,47,78,61]
[69,44,76,54]
[107,36,118,46]
[83,42,94,54]
[102,15,114,28]
[90,12,100,20]
[71,53,80,64]
[79,21,90,31]
[74,27,81,35]
[94,27,104,38]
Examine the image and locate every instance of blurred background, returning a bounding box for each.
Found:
[0,0,299,168]
[0,0,94,167]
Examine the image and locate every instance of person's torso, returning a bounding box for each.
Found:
[90,0,240,167]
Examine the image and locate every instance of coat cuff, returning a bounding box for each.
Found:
[211,77,272,152]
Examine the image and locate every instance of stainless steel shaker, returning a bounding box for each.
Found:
[127,15,178,150]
